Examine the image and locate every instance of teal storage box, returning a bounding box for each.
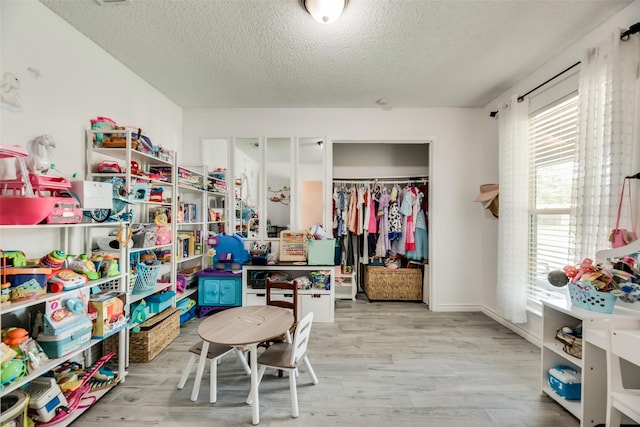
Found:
[146,291,176,314]
[36,317,93,358]
[307,239,336,265]
[548,365,581,400]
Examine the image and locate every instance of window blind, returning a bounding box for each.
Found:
[527,95,579,305]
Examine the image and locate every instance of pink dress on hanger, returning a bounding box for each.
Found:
[367,188,377,234]
[404,188,416,251]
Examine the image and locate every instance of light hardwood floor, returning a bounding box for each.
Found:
[74,295,579,426]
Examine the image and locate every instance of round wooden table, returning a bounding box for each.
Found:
[196,305,294,425]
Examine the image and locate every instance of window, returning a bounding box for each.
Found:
[527,94,579,305]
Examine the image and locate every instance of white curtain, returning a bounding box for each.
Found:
[570,29,640,261]
[497,95,529,324]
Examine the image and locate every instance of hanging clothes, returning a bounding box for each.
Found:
[406,191,428,260]
[401,187,416,252]
[388,184,402,241]
[347,185,358,234]
[375,186,390,257]
[357,185,365,235]
[367,185,378,234]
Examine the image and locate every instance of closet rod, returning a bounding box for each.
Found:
[333,176,428,185]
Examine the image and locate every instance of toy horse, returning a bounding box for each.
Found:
[25,134,56,174]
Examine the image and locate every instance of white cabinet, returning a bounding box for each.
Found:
[541,298,640,426]
[242,265,335,323]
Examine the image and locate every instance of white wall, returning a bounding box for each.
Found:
[480,1,640,344]
[182,107,498,311]
[0,0,182,256]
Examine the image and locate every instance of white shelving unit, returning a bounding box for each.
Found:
[206,167,227,238]
[541,298,640,426]
[334,267,356,301]
[175,163,208,302]
[0,223,128,425]
[86,128,178,362]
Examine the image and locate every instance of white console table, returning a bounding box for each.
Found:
[242,264,335,323]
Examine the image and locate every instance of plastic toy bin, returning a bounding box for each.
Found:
[6,267,51,302]
[145,291,175,314]
[548,365,581,400]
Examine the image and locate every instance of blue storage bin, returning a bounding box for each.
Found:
[548,365,581,400]
[146,291,176,314]
[180,306,196,324]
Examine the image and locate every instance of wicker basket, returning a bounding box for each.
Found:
[555,328,583,359]
[363,266,423,301]
[102,307,179,363]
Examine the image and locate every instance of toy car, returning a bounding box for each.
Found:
[98,161,121,173]
[130,160,141,175]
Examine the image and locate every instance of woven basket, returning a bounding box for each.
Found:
[104,307,180,363]
[555,328,583,359]
[363,266,423,301]
[129,307,179,362]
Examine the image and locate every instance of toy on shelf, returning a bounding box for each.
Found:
[47,269,87,293]
[39,250,67,270]
[155,213,171,245]
[0,138,82,225]
[97,161,121,173]
[88,177,133,223]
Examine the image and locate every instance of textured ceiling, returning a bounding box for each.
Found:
[39,0,632,108]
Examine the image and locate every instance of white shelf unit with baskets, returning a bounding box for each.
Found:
[0,223,128,425]
[541,298,640,426]
[86,128,177,363]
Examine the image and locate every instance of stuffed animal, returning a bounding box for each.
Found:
[0,72,22,111]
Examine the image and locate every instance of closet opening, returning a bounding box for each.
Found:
[329,140,431,308]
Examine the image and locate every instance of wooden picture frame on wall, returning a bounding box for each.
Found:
[279,230,307,262]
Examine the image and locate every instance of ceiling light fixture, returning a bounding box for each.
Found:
[304,0,347,24]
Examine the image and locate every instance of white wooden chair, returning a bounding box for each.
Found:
[606,325,640,426]
[247,311,318,418]
[177,341,251,403]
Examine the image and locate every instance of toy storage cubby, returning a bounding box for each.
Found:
[0,222,128,426]
[242,264,335,323]
[86,128,178,365]
[334,266,357,301]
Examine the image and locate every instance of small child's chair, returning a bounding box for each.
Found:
[177,340,250,403]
